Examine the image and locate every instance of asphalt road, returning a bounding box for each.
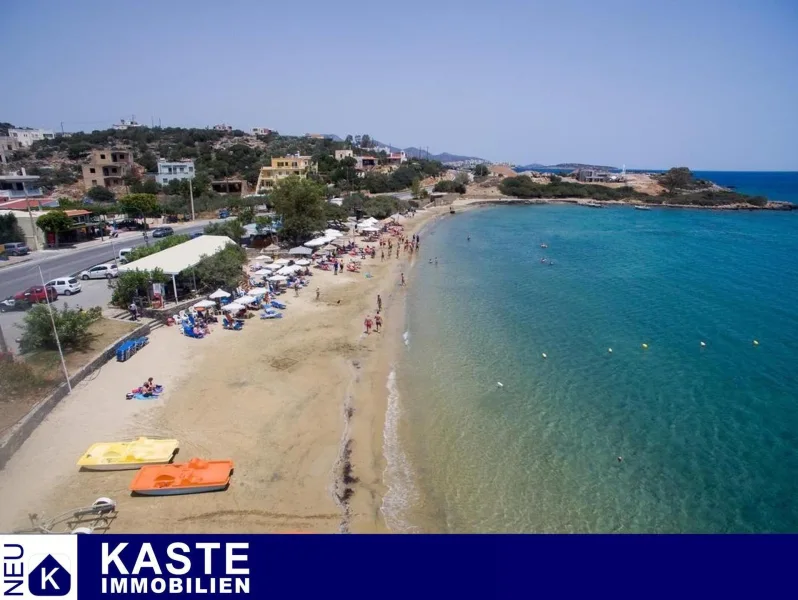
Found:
[0,223,207,300]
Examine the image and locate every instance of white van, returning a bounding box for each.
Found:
[118,248,133,263]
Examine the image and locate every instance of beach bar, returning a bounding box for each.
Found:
[118,235,236,303]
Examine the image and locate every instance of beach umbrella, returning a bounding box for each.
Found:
[289,246,313,255]
[264,244,280,252]
[222,302,246,312]
[192,299,216,309]
[276,265,301,276]
[256,254,270,260]
[209,288,231,299]
[254,268,273,276]
[322,244,337,251]
[274,258,291,266]
[361,226,378,233]
[237,295,257,305]
[324,229,344,238]
[249,289,267,298]
[331,238,348,247]
[268,275,288,283]
[295,259,311,266]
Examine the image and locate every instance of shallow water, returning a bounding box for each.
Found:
[384,204,798,532]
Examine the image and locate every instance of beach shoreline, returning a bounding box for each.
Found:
[0,206,449,534]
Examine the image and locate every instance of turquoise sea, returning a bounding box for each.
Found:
[384,204,798,532]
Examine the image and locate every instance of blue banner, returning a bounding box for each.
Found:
[3,535,795,599]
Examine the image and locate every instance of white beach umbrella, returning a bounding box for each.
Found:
[295,259,311,266]
[274,258,292,266]
[192,299,217,309]
[324,229,343,238]
[237,295,257,305]
[249,289,267,298]
[254,268,273,276]
[222,302,246,312]
[209,288,231,299]
[361,226,378,233]
[304,237,329,248]
[268,275,288,283]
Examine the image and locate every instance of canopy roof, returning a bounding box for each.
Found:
[118,235,235,276]
[304,237,330,248]
[264,244,281,252]
[209,288,231,299]
[289,246,313,255]
[193,300,217,309]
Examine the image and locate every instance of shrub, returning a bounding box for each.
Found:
[17,304,102,353]
[112,269,169,308]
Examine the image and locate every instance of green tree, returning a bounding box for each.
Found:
[659,167,693,195]
[193,244,247,291]
[86,186,115,203]
[270,176,327,244]
[204,218,246,242]
[0,212,25,244]
[410,178,423,199]
[344,135,353,147]
[119,193,161,218]
[361,134,372,148]
[18,304,102,353]
[433,180,466,194]
[474,164,489,177]
[254,215,274,233]
[36,210,73,248]
[324,202,347,223]
[112,268,169,308]
[137,151,158,173]
[130,178,160,195]
[454,172,471,188]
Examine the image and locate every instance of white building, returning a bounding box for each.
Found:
[112,118,144,130]
[8,128,55,148]
[251,127,271,136]
[334,149,354,161]
[213,124,233,131]
[155,159,195,185]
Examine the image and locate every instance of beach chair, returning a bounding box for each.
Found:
[260,309,283,319]
[270,300,287,310]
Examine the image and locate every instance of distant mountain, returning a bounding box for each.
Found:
[550,163,617,171]
[371,140,487,164]
[517,163,548,170]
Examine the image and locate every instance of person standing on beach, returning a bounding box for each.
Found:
[334,261,339,275]
[400,273,405,286]
[381,249,385,261]
[316,287,320,301]
[295,283,300,297]
[375,314,383,332]
[364,316,373,334]
[377,294,382,313]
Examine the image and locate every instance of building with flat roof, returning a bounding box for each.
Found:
[155,159,195,185]
[82,149,134,189]
[0,171,44,202]
[0,136,22,164]
[335,149,354,161]
[255,156,316,192]
[8,127,55,148]
[251,127,271,136]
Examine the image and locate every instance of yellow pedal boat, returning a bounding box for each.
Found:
[77,437,179,471]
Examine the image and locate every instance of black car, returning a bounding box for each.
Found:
[151,227,175,238]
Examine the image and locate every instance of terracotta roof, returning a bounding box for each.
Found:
[64,209,92,217]
[0,197,59,211]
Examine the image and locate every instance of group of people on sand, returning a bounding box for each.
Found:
[140,377,159,397]
[364,294,384,334]
[379,233,420,261]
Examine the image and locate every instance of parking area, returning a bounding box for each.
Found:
[0,279,115,353]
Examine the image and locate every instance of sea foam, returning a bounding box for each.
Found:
[380,368,420,532]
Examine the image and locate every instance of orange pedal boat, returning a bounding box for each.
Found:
[129,458,233,496]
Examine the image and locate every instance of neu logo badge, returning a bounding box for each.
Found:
[28,555,71,597]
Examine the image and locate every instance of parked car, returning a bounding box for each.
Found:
[46,277,82,296]
[80,263,119,280]
[3,242,30,256]
[190,232,204,239]
[0,296,32,312]
[118,248,133,263]
[151,227,174,238]
[14,285,57,303]
[218,209,230,219]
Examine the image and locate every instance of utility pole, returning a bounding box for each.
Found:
[0,323,8,354]
[189,178,195,221]
[60,121,64,135]
[24,184,40,251]
[39,265,72,393]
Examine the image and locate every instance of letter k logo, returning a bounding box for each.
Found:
[29,555,71,596]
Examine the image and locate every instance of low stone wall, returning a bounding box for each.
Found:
[142,298,199,323]
[0,323,152,470]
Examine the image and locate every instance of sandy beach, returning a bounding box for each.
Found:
[0,205,449,534]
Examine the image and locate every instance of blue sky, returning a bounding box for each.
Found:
[4,0,797,170]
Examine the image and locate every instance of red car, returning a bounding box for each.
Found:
[14,285,58,303]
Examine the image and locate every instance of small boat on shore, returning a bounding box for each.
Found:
[584,201,603,208]
[129,458,233,495]
[77,437,179,471]
[634,205,652,211]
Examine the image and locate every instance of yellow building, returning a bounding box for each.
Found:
[255,156,316,192]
